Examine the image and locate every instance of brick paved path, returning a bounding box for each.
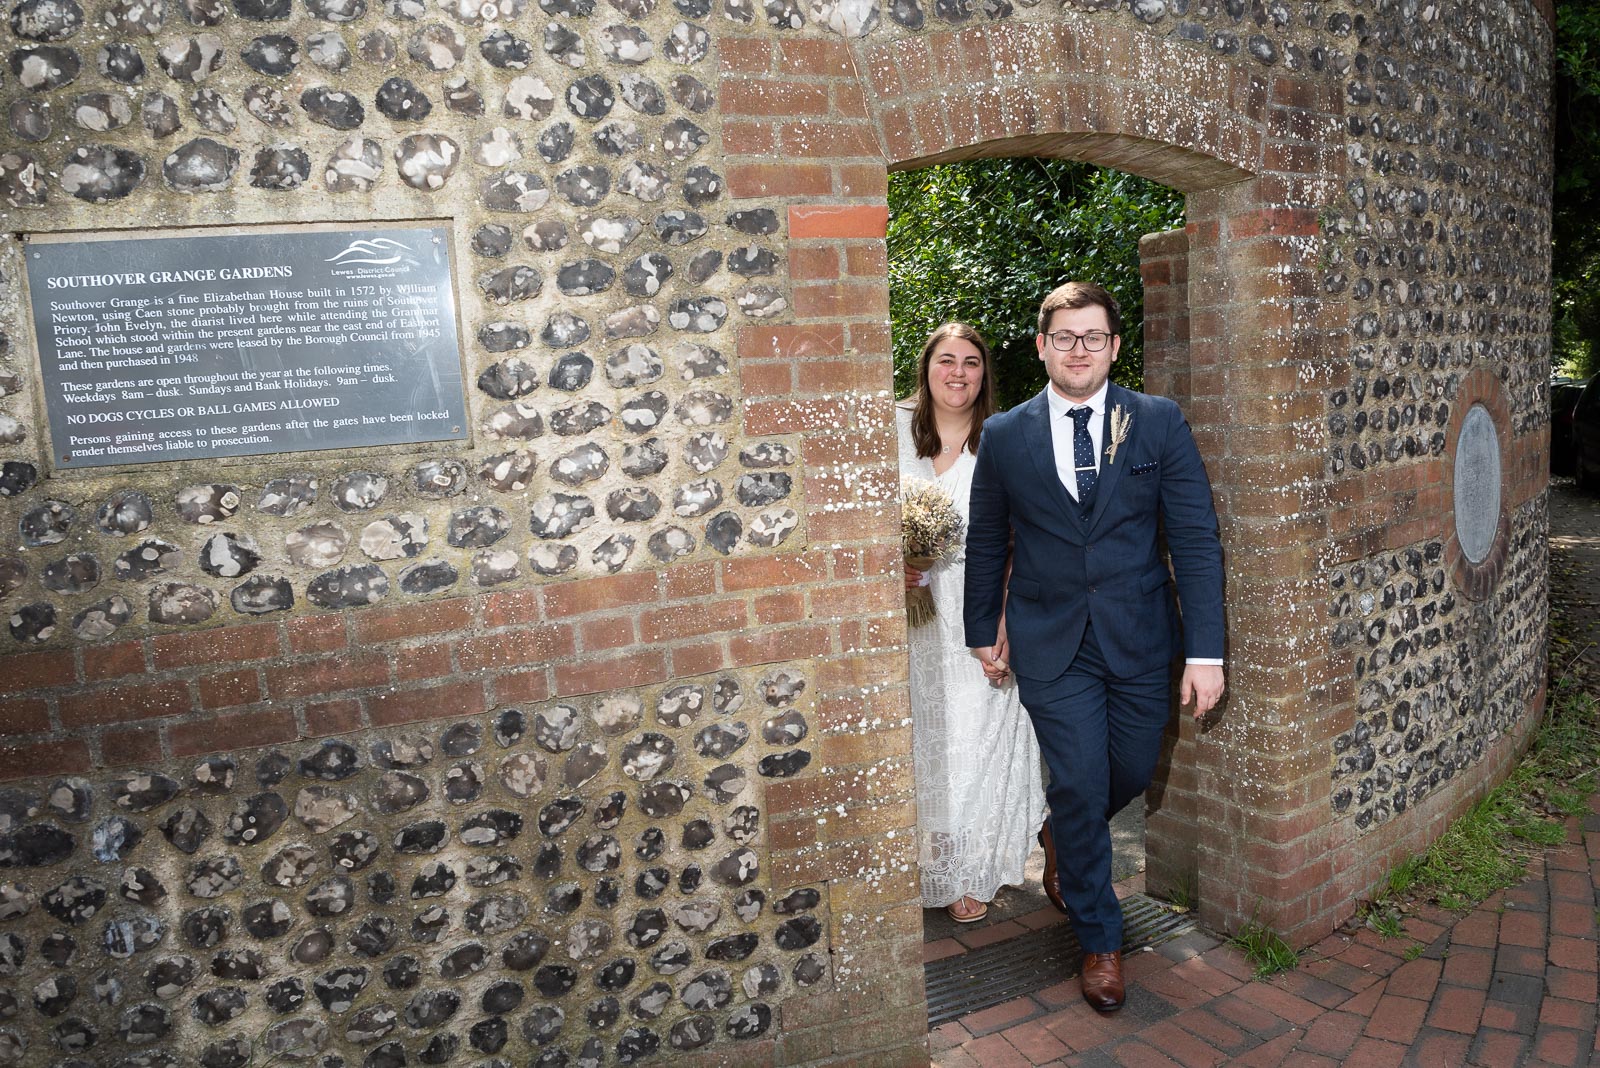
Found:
[929,795,1600,1067]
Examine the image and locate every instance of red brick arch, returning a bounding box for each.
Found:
[863,23,1270,186]
[723,16,1356,944]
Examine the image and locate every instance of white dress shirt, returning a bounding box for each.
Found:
[1046,381,1108,501]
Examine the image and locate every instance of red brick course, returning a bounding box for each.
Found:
[0,738,91,780]
[0,548,902,786]
[0,697,49,736]
[788,204,889,239]
[79,640,146,681]
[151,622,279,670]
[0,650,74,694]
[168,707,298,758]
[99,725,164,766]
[58,678,191,728]
[368,678,489,727]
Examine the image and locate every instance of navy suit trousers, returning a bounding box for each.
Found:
[1018,622,1170,954]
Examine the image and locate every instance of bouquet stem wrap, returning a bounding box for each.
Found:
[900,477,965,629]
[904,554,939,628]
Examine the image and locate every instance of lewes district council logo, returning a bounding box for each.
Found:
[325,238,422,279]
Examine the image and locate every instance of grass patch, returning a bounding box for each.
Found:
[1368,672,1600,919]
[1362,905,1405,940]
[1156,875,1197,913]
[1227,921,1299,979]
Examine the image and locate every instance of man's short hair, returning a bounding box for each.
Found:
[1037,281,1123,337]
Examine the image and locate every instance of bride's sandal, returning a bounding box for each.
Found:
[946,896,988,923]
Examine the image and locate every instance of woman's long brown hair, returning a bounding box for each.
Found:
[909,322,997,460]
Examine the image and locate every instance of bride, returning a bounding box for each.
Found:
[897,323,1048,923]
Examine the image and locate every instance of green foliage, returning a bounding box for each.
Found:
[1226,920,1300,979]
[1360,898,1429,960]
[1384,855,1424,897]
[1554,0,1600,374]
[1363,906,1404,940]
[887,158,1184,410]
[1158,875,1197,913]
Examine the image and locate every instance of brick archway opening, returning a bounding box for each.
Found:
[858,20,1348,944]
[884,152,1195,908]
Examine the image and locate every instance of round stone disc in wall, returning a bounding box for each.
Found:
[1452,403,1500,565]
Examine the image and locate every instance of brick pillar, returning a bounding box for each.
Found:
[721,34,929,1067]
[1137,226,1203,905]
[1138,228,1190,404]
[1181,174,1349,945]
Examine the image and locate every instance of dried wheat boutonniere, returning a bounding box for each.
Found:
[1106,404,1132,466]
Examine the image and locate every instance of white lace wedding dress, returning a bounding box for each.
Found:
[897,406,1048,907]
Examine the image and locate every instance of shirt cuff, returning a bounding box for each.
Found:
[1185,658,1224,666]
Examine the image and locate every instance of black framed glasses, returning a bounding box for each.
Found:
[1045,330,1112,353]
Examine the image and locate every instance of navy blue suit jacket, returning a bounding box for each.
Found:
[963,383,1224,682]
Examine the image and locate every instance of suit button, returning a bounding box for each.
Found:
[1086,544,1093,552]
[1089,585,1097,593]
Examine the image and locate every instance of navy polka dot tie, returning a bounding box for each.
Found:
[1069,406,1097,505]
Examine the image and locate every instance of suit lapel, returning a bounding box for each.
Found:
[1086,384,1132,533]
[1020,390,1086,531]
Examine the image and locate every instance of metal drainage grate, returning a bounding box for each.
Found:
[925,893,1196,1027]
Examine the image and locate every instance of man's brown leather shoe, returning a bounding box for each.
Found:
[1079,950,1125,1012]
[1037,825,1068,914]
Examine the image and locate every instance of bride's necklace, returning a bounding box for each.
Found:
[936,418,967,457]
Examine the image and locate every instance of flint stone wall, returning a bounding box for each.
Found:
[0,0,1557,1064]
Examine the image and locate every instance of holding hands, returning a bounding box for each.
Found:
[971,623,1010,687]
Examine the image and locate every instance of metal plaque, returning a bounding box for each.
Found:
[1453,403,1501,564]
[24,222,468,469]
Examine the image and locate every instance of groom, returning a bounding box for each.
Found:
[964,281,1225,1012]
